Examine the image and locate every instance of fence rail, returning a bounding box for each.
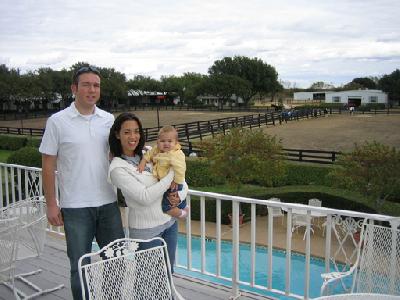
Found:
[0,109,340,164]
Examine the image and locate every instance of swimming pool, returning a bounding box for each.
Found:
[175,234,350,299]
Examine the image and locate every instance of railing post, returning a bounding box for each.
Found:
[267,206,274,290]
[231,201,241,299]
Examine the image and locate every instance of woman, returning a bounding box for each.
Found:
[108,112,187,271]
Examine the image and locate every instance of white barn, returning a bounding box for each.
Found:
[294,89,388,107]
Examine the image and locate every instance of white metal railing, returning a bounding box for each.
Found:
[1,163,398,299]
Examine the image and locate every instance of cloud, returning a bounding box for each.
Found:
[0,0,399,87]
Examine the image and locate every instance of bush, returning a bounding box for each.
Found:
[26,137,42,148]
[329,141,400,210]
[275,164,333,186]
[187,158,333,188]
[7,146,42,168]
[0,135,27,150]
[198,128,286,188]
[186,158,226,187]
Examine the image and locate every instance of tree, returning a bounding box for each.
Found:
[199,128,286,188]
[98,67,127,110]
[379,69,400,105]
[208,56,282,105]
[197,74,252,109]
[52,69,72,108]
[351,77,377,89]
[309,81,335,90]
[329,141,400,212]
[343,77,377,90]
[0,64,20,112]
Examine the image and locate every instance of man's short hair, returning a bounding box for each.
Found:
[72,66,100,85]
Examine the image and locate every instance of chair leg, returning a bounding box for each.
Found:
[3,269,64,299]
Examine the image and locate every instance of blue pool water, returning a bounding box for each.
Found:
[175,234,350,299]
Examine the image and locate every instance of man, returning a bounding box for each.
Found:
[39,66,124,300]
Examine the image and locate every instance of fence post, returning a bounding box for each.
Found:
[332,152,336,162]
[222,123,226,135]
[299,150,303,162]
[272,114,275,126]
[185,124,189,141]
[197,121,202,140]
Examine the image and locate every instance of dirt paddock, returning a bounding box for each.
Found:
[1,111,399,152]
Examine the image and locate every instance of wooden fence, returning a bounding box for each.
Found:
[0,109,341,164]
[179,140,341,164]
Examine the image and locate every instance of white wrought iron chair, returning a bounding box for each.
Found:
[268,198,285,225]
[321,218,400,297]
[79,237,184,300]
[0,197,64,299]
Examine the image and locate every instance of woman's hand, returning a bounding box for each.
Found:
[167,191,181,207]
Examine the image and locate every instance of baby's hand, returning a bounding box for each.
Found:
[170,181,178,192]
[137,161,146,173]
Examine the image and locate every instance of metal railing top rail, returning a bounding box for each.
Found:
[0,162,42,172]
[188,189,395,222]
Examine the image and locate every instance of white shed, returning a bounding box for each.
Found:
[294,89,388,107]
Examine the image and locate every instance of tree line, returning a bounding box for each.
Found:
[1,56,399,114]
[0,56,282,113]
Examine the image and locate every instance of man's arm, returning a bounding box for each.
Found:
[42,154,63,226]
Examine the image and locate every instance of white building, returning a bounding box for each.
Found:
[294,89,388,107]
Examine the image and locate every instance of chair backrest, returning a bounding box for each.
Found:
[355,221,400,295]
[0,197,47,260]
[268,198,283,216]
[79,237,183,300]
[308,198,322,207]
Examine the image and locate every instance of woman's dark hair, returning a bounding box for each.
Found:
[109,112,145,158]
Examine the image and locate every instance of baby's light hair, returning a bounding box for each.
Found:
[158,125,178,140]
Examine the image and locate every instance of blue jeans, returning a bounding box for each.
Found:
[138,220,178,273]
[62,202,124,300]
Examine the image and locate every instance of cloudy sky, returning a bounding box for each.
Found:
[1,0,399,88]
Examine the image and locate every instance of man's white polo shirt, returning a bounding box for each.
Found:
[39,102,116,208]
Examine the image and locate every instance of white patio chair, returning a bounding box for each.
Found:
[268,198,285,225]
[78,237,184,300]
[292,213,314,240]
[321,218,400,297]
[0,197,64,299]
[308,198,323,229]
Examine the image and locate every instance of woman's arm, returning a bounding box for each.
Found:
[110,168,174,206]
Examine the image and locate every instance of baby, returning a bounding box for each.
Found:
[138,125,188,218]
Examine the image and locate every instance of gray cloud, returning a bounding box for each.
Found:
[0,0,399,87]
